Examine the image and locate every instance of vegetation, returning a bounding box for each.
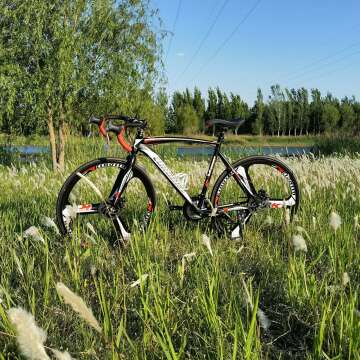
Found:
[0,0,165,170]
[166,86,360,137]
[0,0,359,358]
[0,146,359,358]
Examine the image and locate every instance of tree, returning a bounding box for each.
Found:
[0,0,162,170]
[193,87,205,132]
[206,88,217,135]
[310,89,322,134]
[269,84,285,136]
[176,104,200,135]
[253,88,265,136]
[300,88,310,135]
[322,104,340,133]
[340,102,356,133]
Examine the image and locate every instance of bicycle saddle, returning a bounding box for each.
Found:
[206,118,245,128]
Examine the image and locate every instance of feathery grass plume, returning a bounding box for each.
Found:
[201,234,213,256]
[329,211,341,231]
[236,245,244,254]
[240,277,271,330]
[182,252,196,261]
[40,216,60,235]
[257,308,271,331]
[23,226,45,243]
[52,349,75,360]
[291,234,308,252]
[180,252,196,281]
[295,225,310,239]
[12,250,24,277]
[342,272,350,286]
[62,204,78,227]
[86,222,97,236]
[284,208,290,226]
[264,215,273,225]
[7,307,50,360]
[55,282,102,333]
[130,274,149,288]
[84,233,97,245]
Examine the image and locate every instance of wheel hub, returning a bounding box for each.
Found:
[183,197,203,221]
[98,202,122,218]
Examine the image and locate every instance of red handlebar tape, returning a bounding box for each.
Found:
[117,127,132,153]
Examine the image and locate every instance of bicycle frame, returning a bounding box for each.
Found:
[110,133,255,214]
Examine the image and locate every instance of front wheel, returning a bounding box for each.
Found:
[210,156,300,238]
[56,158,156,243]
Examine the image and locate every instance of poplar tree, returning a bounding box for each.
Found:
[253,88,265,136]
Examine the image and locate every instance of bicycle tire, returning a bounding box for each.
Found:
[56,157,156,241]
[210,155,300,236]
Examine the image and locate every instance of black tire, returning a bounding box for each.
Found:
[56,158,156,242]
[210,155,300,236]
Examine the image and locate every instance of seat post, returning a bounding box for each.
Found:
[217,130,225,144]
[198,130,225,208]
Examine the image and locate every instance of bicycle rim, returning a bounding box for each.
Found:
[56,158,155,243]
[211,156,300,237]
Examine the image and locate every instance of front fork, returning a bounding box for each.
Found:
[107,153,136,241]
[108,153,136,205]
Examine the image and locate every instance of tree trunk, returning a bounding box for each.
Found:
[47,104,58,172]
[58,106,66,171]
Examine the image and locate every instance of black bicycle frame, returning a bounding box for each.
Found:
[109,132,254,213]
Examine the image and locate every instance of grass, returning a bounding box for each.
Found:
[0,140,359,359]
[315,135,360,156]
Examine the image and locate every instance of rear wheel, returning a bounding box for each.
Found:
[56,158,156,243]
[211,156,300,238]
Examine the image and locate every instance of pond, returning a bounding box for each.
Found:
[0,144,315,164]
[1,145,50,155]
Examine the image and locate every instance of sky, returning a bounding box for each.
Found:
[153,0,360,105]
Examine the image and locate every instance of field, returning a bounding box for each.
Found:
[0,140,359,359]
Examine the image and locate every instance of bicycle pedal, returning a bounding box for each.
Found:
[168,204,183,211]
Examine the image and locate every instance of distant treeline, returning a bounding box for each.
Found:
[166,85,360,136]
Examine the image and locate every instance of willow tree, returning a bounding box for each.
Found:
[0,0,162,171]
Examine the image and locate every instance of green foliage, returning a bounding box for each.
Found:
[176,104,200,135]
[0,0,164,136]
[322,104,340,133]
[252,89,264,135]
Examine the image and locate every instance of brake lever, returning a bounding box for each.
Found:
[104,132,110,152]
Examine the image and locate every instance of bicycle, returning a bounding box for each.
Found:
[56,114,300,243]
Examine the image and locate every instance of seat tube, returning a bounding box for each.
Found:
[198,138,222,207]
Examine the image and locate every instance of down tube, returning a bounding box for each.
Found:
[138,144,194,204]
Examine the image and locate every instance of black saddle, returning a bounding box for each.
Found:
[206,118,245,129]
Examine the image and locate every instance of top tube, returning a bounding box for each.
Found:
[142,136,218,146]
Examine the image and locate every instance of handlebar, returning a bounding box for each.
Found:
[89,114,146,153]
[89,114,147,130]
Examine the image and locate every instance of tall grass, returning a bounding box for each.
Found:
[315,135,360,156]
[0,144,359,358]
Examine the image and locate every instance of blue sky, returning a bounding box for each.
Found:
[154,0,360,105]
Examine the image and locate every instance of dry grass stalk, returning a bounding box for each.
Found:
[7,307,50,360]
[55,282,102,333]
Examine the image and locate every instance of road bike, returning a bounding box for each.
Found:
[56,114,300,243]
